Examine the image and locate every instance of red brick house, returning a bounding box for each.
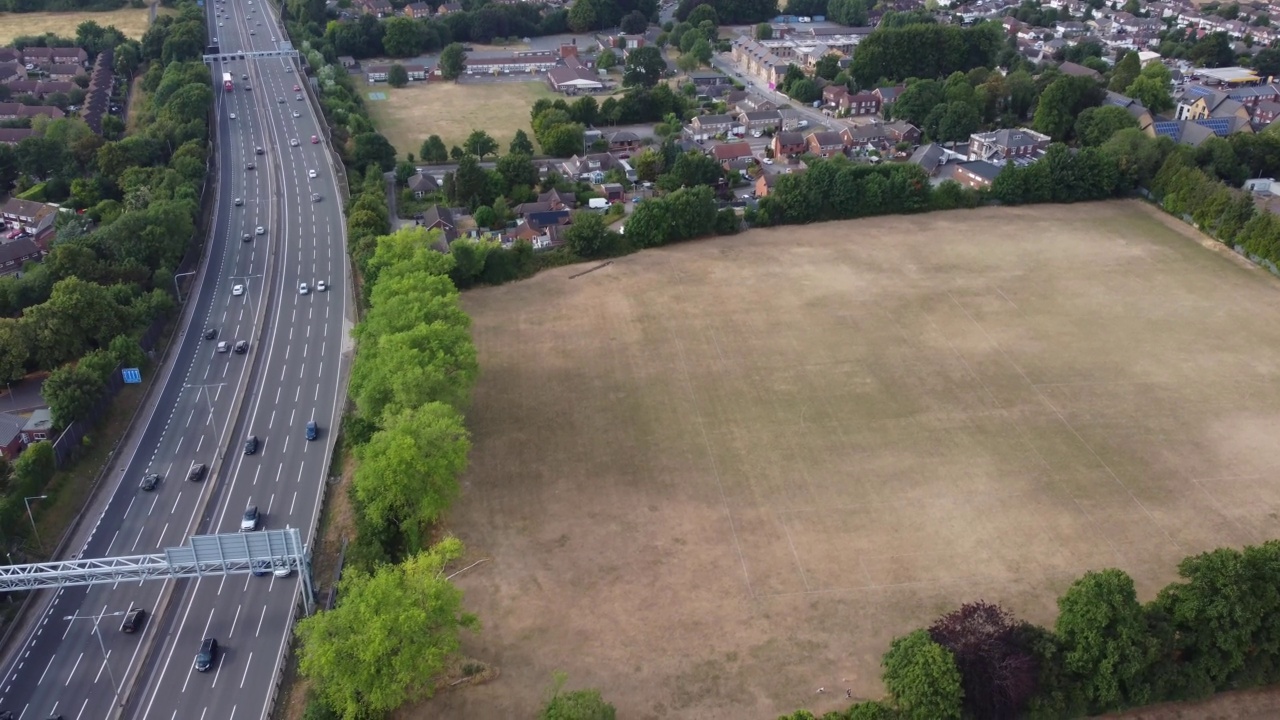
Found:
[806,131,846,157]
[0,412,24,460]
[771,131,807,158]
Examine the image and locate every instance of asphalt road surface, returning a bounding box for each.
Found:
[0,0,350,717]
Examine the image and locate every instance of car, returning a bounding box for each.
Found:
[286,66,293,72]
[289,138,299,147]
[187,463,206,482]
[256,225,265,235]
[293,84,300,91]
[242,233,251,242]
[295,94,302,101]
[249,30,255,35]
[255,147,264,155]
[305,421,318,441]
[251,559,271,576]
[218,21,223,26]
[234,197,243,206]
[244,85,251,91]
[271,36,277,42]
[310,135,319,144]
[194,638,218,672]
[240,505,259,531]
[311,193,321,203]
[763,157,774,165]
[272,560,292,578]
[752,129,763,138]
[204,327,217,339]
[316,280,327,292]
[232,284,244,296]
[212,37,218,43]
[120,607,146,633]
[299,282,309,295]
[242,74,249,80]
[244,435,258,454]
[229,112,236,120]
[245,162,255,170]
[277,96,284,103]
[234,340,249,354]
[292,110,300,118]
[140,474,160,491]
[217,341,229,353]
[308,169,317,178]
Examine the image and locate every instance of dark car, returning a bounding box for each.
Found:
[204,328,216,340]
[242,233,252,243]
[194,637,218,672]
[139,473,160,491]
[255,147,264,155]
[251,559,271,576]
[244,435,258,455]
[187,463,206,482]
[245,162,255,170]
[120,607,146,633]
[305,421,317,441]
[235,340,249,354]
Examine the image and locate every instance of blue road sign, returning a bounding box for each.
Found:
[123,368,142,384]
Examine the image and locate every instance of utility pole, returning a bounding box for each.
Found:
[23,495,47,548]
[64,609,127,708]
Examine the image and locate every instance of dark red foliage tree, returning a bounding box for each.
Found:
[928,601,1039,720]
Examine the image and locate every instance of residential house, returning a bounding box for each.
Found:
[0,103,64,120]
[510,216,567,250]
[51,48,88,65]
[736,95,777,113]
[81,48,112,135]
[0,198,56,234]
[420,205,458,244]
[408,172,439,198]
[46,64,83,81]
[0,128,34,145]
[0,63,26,84]
[21,47,87,67]
[515,188,577,216]
[690,113,736,137]
[712,141,754,168]
[841,124,887,150]
[771,131,807,158]
[358,0,393,16]
[1058,60,1103,81]
[1176,87,1251,125]
[465,51,559,75]
[754,173,778,198]
[436,1,462,13]
[599,183,625,202]
[1104,91,1154,131]
[884,120,921,146]
[0,237,42,276]
[968,128,1051,161]
[909,143,960,181]
[405,1,433,17]
[0,49,19,64]
[806,131,846,158]
[940,160,1002,189]
[561,153,624,180]
[547,64,603,92]
[2,80,76,98]
[823,85,850,108]
[19,408,52,445]
[1149,118,1241,147]
[1253,100,1280,127]
[844,91,882,116]
[604,130,641,154]
[597,33,646,52]
[738,110,782,133]
[873,85,905,115]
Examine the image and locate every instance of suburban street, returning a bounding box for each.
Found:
[0,0,351,717]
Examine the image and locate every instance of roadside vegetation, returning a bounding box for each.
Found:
[0,5,210,554]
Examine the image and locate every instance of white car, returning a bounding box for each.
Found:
[290,138,299,147]
[232,284,244,296]
[299,282,309,295]
[229,112,236,120]
[218,22,223,26]
[763,157,774,165]
[292,110,300,118]
[316,280,327,292]
[308,169,316,178]
[255,226,265,235]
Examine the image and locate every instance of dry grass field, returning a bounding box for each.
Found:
[0,3,167,45]
[428,201,1280,720]
[362,81,556,160]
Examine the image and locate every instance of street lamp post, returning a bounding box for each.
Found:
[64,610,127,708]
[23,495,47,548]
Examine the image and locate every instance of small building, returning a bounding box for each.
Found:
[19,407,52,445]
[771,131,807,158]
[408,172,439,198]
[0,198,56,234]
[690,113,736,136]
[1057,60,1103,81]
[45,63,84,81]
[465,51,559,75]
[420,205,458,244]
[0,412,24,460]
[0,103,64,121]
[806,131,846,157]
[968,128,1050,161]
[436,1,463,13]
[712,141,754,165]
[339,56,357,68]
[940,160,1002,190]
[738,110,782,132]
[604,130,641,154]
[405,1,433,18]
[547,64,604,93]
[599,182,625,202]
[686,70,732,88]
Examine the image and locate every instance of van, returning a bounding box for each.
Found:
[588,198,609,210]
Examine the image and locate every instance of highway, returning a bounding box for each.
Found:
[0,0,350,717]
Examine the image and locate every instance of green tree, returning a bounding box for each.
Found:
[829,0,868,25]
[755,22,773,40]
[353,403,471,547]
[565,210,610,257]
[624,46,667,88]
[568,0,598,32]
[439,43,467,81]
[421,135,449,163]
[464,129,499,160]
[1033,74,1104,141]
[891,79,945,126]
[43,362,106,427]
[395,160,416,186]
[295,537,479,720]
[382,18,423,57]
[1056,569,1157,712]
[541,123,587,158]
[1125,62,1174,113]
[0,318,26,383]
[509,129,535,155]
[597,48,618,70]
[1075,105,1139,147]
[621,9,649,34]
[386,63,409,88]
[495,153,537,192]
[351,132,398,172]
[815,53,842,81]
[633,147,664,182]
[882,629,964,720]
[1109,51,1141,92]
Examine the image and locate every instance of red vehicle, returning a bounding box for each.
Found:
[310,135,318,144]
[222,72,233,91]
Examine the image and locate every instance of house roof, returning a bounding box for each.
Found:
[1058,60,1102,80]
[1,198,53,220]
[421,204,456,232]
[0,412,24,442]
[954,160,1002,182]
[21,407,51,433]
[408,173,439,192]
[774,131,805,147]
[712,141,753,160]
[539,188,576,205]
[909,143,947,174]
[973,128,1049,149]
[606,130,640,143]
[808,131,845,147]
[0,238,40,266]
[0,128,34,144]
[694,113,735,126]
[740,110,781,122]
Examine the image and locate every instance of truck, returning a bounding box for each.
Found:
[222,72,233,91]
[588,197,609,210]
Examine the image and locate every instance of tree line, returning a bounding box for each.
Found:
[323,2,568,60]
[849,21,1004,90]
[778,541,1280,720]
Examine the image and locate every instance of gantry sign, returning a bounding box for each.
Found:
[0,529,313,611]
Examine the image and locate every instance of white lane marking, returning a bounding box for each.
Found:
[255,606,267,638]
[229,605,242,637]
[65,652,82,685]
[238,654,253,689]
